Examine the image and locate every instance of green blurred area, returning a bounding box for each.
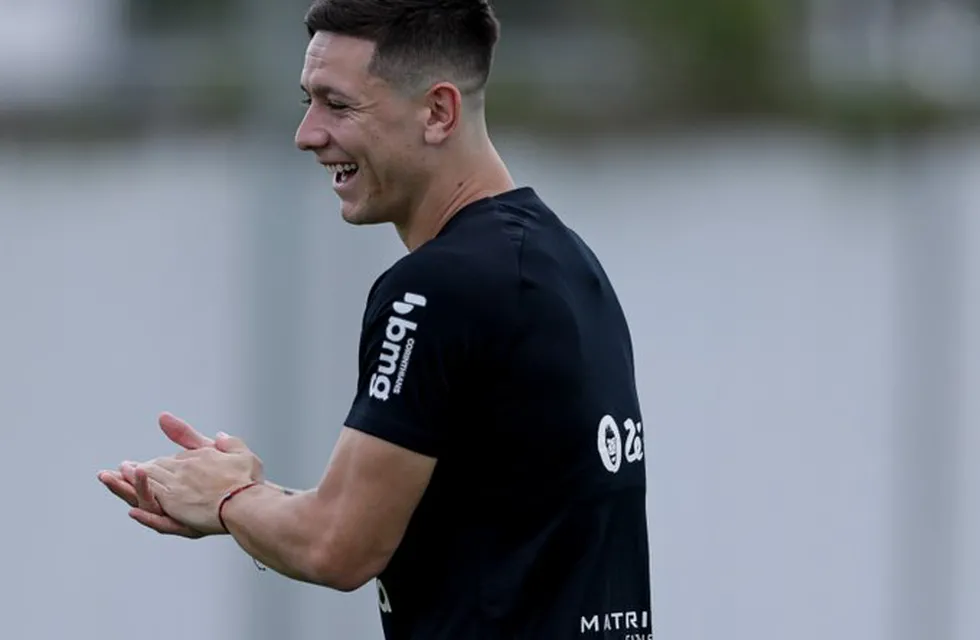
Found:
[21,0,980,138]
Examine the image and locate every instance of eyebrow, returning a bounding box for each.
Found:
[301,83,356,103]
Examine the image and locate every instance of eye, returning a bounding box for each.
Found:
[300,95,312,106]
[327,101,349,111]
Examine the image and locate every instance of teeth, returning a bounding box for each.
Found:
[327,163,358,174]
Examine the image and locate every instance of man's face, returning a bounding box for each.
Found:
[296,32,429,226]
[605,431,619,466]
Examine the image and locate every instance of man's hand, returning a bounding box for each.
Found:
[97,413,219,538]
[140,434,264,536]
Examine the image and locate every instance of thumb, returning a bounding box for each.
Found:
[214,432,248,453]
[159,412,214,451]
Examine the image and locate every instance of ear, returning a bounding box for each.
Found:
[422,82,462,145]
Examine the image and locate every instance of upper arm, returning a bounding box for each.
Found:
[345,256,489,457]
[313,426,435,590]
[318,254,497,588]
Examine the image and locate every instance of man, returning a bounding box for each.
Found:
[98,1,652,638]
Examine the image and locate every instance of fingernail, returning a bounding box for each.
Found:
[217,431,228,438]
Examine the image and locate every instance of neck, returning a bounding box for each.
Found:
[396,137,515,252]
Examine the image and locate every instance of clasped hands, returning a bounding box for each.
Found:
[98,413,265,538]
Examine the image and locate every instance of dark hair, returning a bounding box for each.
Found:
[304,0,500,93]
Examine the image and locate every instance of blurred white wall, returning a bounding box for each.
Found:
[0,129,976,640]
[0,135,251,639]
[0,0,124,107]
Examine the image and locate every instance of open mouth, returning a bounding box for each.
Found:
[326,163,359,188]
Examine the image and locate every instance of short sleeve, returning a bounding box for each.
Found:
[344,259,474,458]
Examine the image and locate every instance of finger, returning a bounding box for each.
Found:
[215,432,248,453]
[134,466,163,512]
[174,447,215,461]
[159,412,214,451]
[119,461,138,485]
[98,471,139,508]
[123,457,176,481]
[128,508,201,538]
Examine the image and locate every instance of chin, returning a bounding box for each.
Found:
[339,200,395,226]
[339,201,368,225]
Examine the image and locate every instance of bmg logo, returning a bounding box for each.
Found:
[368,292,427,402]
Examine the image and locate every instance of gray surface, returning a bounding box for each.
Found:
[0,130,976,640]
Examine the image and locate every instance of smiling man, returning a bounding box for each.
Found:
[98,1,653,638]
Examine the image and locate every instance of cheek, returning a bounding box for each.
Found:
[365,130,416,182]
[375,109,424,164]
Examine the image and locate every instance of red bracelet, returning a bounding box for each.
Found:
[217,481,261,532]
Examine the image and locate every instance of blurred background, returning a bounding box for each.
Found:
[1,0,977,639]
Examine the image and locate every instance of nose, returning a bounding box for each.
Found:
[295,108,329,151]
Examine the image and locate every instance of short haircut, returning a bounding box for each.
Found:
[303,0,500,94]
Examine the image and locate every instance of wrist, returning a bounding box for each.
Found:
[217,481,262,533]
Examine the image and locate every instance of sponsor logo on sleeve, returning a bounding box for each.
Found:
[368,292,426,402]
[597,414,644,473]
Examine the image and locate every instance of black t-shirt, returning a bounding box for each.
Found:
[345,187,652,640]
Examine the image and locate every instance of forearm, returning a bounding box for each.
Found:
[221,483,332,586]
[264,480,298,495]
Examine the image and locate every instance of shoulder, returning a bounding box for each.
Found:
[368,239,519,322]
